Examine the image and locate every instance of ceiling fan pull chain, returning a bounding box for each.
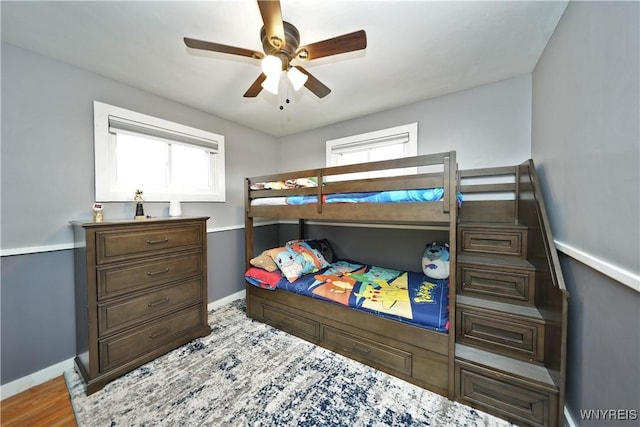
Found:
[279,81,290,111]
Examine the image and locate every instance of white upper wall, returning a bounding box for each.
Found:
[278,74,532,171]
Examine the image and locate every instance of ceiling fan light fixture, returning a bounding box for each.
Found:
[287,67,308,91]
[261,74,280,94]
[261,55,282,78]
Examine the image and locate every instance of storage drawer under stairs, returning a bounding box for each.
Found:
[458,223,528,259]
[455,344,560,427]
[456,295,553,363]
[457,254,536,305]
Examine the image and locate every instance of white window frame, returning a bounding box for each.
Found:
[326,122,418,168]
[94,101,225,202]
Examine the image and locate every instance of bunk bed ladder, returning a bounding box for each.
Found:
[454,161,568,427]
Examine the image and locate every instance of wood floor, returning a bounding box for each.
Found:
[1,376,77,426]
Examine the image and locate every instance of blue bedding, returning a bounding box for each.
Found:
[288,189,445,205]
[251,188,463,208]
[247,260,450,333]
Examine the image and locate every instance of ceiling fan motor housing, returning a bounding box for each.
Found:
[260,21,300,69]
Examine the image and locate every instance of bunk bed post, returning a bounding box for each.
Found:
[244,178,254,271]
[514,163,522,224]
[316,170,323,214]
[446,151,458,400]
[298,219,306,240]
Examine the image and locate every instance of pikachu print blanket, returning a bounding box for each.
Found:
[275,260,449,332]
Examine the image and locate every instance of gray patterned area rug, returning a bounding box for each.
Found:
[65,299,512,426]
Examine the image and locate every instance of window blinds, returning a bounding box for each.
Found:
[330,132,409,155]
[108,115,219,151]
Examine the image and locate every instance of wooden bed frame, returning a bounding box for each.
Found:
[243,152,568,427]
[244,152,458,397]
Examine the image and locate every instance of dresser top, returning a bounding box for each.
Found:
[70,216,209,228]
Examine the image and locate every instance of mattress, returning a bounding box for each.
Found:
[246,260,449,333]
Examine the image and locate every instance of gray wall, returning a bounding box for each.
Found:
[1,42,279,251]
[278,74,532,171]
[0,43,279,385]
[279,223,449,273]
[531,1,640,424]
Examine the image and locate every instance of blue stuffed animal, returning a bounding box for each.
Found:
[422,242,450,279]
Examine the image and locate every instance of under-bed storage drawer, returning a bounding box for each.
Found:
[261,304,320,341]
[455,361,558,427]
[322,325,412,376]
[99,305,204,372]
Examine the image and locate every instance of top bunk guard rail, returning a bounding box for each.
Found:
[245,151,457,224]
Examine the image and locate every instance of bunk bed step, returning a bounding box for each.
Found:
[455,344,560,427]
[458,223,528,259]
[457,254,536,305]
[456,295,550,363]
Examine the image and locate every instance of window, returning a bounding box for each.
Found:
[94,101,225,202]
[326,123,418,179]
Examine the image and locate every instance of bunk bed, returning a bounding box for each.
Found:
[244,152,459,397]
[244,152,568,427]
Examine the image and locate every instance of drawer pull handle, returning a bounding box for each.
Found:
[351,343,372,355]
[146,238,169,245]
[148,297,170,308]
[147,268,169,276]
[148,327,170,339]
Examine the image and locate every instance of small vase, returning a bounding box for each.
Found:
[169,201,182,217]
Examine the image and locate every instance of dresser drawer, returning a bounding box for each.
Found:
[455,362,558,427]
[456,305,544,362]
[458,262,535,304]
[322,326,412,376]
[96,223,203,264]
[459,228,526,258]
[98,278,203,337]
[98,252,202,300]
[262,304,320,341]
[99,305,203,372]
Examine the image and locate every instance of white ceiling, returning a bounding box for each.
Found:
[1,1,567,137]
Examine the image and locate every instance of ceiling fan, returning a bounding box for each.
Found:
[184,0,367,99]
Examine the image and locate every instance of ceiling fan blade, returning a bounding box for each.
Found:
[296,30,367,61]
[257,0,285,49]
[294,66,331,98]
[243,73,267,98]
[184,37,264,59]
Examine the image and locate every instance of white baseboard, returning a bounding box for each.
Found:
[0,291,248,401]
[0,357,75,400]
[207,289,246,311]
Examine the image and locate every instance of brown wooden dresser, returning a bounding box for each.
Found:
[70,216,211,395]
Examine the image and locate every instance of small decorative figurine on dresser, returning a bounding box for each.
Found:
[134,189,145,220]
[92,202,103,222]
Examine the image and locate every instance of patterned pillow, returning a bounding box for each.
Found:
[286,240,331,269]
[304,238,336,263]
[267,246,317,282]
